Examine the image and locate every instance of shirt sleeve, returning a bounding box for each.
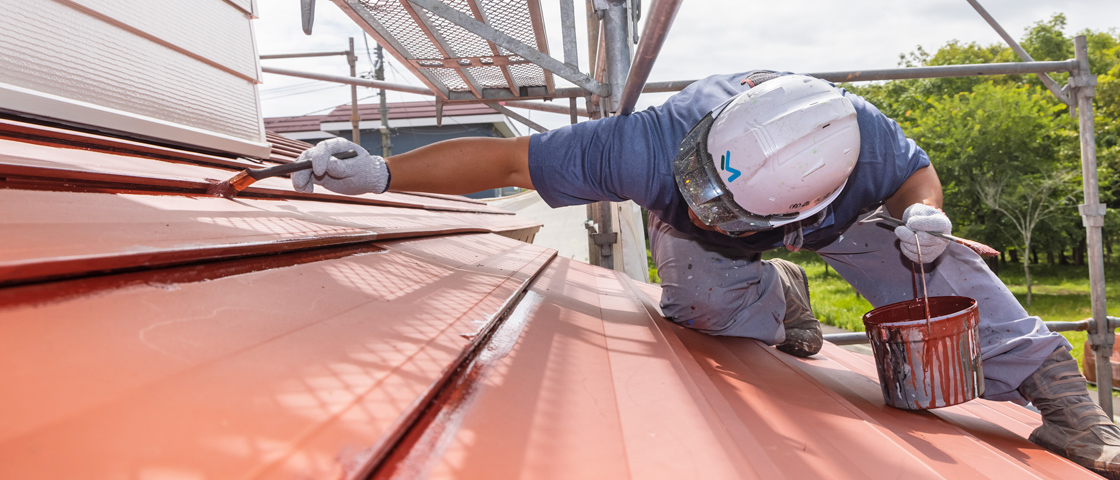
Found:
[527,72,757,213]
[527,108,673,210]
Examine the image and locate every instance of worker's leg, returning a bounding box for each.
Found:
[1017,346,1120,477]
[815,207,1069,402]
[815,208,1119,476]
[648,215,821,356]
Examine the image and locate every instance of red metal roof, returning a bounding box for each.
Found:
[263,115,331,134]
[0,118,1099,479]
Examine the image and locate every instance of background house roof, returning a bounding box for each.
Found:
[264,100,502,133]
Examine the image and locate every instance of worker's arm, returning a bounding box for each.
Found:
[883,164,943,219]
[386,136,533,194]
[292,136,533,196]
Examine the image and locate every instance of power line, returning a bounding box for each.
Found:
[298,93,382,116]
[261,83,348,101]
[260,80,320,94]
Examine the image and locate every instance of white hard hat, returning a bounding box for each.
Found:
[673,74,861,234]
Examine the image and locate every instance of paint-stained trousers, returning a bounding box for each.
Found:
[649,207,1070,402]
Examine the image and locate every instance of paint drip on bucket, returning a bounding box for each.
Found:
[862,296,984,409]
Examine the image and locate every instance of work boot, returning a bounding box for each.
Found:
[769,259,823,358]
[1018,346,1120,478]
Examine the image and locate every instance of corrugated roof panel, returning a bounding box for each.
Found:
[0,136,509,214]
[0,234,554,479]
[379,259,1097,479]
[0,189,539,284]
[0,114,1097,478]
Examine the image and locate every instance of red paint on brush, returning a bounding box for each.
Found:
[863,296,984,409]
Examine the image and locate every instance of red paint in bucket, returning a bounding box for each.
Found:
[862,296,984,409]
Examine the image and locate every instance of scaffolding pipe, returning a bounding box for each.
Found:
[259,51,350,60]
[487,103,548,133]
[265,60,1080,109]
[810,60,1077,83]
[603,0,630,113]
[964,0,1069,104]
[1070,35,1113,418]
[263,59,1077,101]
[501,100,589,117]
[618,0,682,115]
[348,38,360,144]
[559,0,579,68]
[636,60,1078,96]
[261,66,435,96]
[375,43,392,157]
[826,318,1120,346]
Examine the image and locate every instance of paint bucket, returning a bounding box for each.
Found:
[862,296,984,410]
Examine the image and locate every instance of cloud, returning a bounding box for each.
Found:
[254,0,1120,129]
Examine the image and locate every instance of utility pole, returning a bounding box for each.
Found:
[375,43,392,157]
[347,37,360,144]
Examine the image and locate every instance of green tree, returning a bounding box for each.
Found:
[907,83,1072,249]
[977,170,1077,305]
[848,15,1120,264]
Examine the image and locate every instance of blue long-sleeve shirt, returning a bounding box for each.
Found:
[528,72,930,252]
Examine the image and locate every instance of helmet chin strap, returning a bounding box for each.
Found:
[782,210,829,251]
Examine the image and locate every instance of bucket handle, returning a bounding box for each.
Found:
[914,232,932,323]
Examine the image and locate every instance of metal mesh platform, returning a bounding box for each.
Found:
[336,0,555,102]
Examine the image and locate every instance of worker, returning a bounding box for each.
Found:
[291,71,1118,476]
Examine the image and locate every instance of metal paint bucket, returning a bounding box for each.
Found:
[862,296,984,409]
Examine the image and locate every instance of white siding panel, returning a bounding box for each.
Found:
[67,0,260,80]
[0,0,268,158]
[224,0,257,17]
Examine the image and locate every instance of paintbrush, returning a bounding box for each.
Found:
[206,150,358,198]
[860,213,1001,257]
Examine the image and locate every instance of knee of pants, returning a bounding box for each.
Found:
[660,282,745,333]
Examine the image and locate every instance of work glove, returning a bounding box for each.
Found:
[292,138,390,195]
[893,203,951,264]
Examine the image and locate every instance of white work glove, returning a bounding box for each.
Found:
[894,203,952,264]
[292,138,390,195]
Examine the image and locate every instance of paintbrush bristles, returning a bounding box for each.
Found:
[228,171,257,192]
[206,170,251,198]
[956,237,1000,257]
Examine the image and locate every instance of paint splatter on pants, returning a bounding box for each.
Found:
[649,207,1070,402]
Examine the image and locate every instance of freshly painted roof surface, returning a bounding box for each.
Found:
[0,118,1097,479]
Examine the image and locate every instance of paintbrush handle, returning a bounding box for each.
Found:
[246,150,358,180]
[865,214,1001,257]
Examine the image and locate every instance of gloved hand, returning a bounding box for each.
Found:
[893,203,952,263]
[292,138,390,195]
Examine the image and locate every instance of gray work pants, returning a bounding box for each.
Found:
[649,207,1070,402]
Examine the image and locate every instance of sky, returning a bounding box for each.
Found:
[253,0,1120,133]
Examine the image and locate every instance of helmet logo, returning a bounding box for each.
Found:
[720,151,741,182]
